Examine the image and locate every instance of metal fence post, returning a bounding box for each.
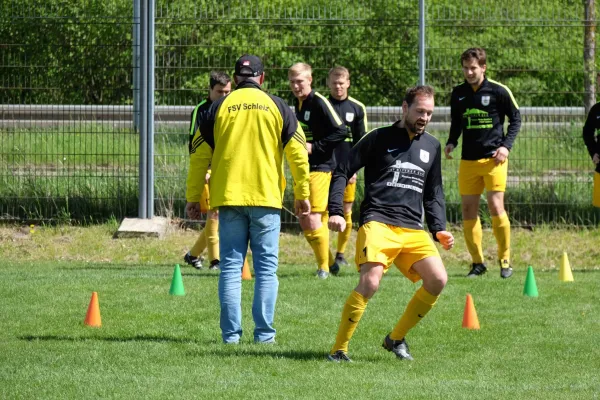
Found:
[133,0,140,130]
[139,0,148,218]
[418,0,426,85]
[146,0,155,218]
[584,0,596,114]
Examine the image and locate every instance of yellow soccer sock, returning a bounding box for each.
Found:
[320,212,336,268]
[336,212,353,254]
[331,290,368,354]
[492,212,511,262]
[190,229,207,257]
[463,218,484,264]
[206,218,220,262]
[390,286,439,341]
[304,224,330,272]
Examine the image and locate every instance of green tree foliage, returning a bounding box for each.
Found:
[0,0,596,106]
[0,0,133,104]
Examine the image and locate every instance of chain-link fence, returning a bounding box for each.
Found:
[1,0,598,226]
[426,1,597,225]
[0,0,138,222]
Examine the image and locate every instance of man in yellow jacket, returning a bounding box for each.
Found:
[186,54,310,344]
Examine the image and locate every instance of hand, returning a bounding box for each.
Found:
[444,144,455,159]
[593,153,600,165]
[294,199,311,217]
[328,215,346,232]
[435,231,454,251]
[204,172,211,184]
[349,173,357,184]
[492,146,509,165]
[306,142,313,155]
[185,202,201,220]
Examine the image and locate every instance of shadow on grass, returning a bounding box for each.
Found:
[187,347,328,362]
[58,263,185,270]
[19,335,381,362]
[56,266,220,279]
[18,334,200,344]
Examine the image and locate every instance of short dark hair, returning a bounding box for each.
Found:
[209,71,231,89]
[404,85,435,107]
[461,48,487,67]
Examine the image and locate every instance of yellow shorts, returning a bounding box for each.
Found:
[355,221,441,283]
[459,158,508,195]
[594,172,600,208]
[200,184,210,213]
[343,182,356,203]
[309,171,332,213]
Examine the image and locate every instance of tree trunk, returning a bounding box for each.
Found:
[584,0,596,113]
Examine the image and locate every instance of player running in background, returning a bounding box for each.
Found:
[582,73,600,208]
[184,71,231,270]
[327,66,368,269]
[327,86,454,362]
[444,47,521,279]
[289,63,348,279]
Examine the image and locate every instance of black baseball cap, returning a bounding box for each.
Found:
[234,54,264,77]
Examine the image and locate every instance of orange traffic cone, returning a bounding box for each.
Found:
[84,292,102,328]
[462,293,480,330]
[242,257,252,280]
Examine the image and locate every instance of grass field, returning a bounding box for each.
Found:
[0,223,599,399]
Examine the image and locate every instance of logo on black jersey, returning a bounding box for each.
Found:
[304,111,311,121]
[464,108,493,129]
[345,112,355,122]
[481,95,490,106]
[387,161,425,193]
[420,149,430,163]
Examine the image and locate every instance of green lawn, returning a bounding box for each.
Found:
[0,224,599,399]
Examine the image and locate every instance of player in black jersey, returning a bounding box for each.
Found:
[289,63,348,279]
[184,71,231,270]
[444,48,520,279]
[327,66,368,269]
[326,86,454,362]
[583,74,600,207]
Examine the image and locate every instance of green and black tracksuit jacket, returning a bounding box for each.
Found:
[188,98,212,154]
[329,122,447,239]
[294,90,348,172]
[328,95,368,166]
[583,103,600,173]
[447,78,521,160]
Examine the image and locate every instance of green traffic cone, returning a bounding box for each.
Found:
[169,264,185,296]
[523,266,538,297]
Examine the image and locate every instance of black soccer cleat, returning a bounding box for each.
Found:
[209,259,220,271]
[329,261,340,276]
[327,350,352,362]
[499,259,513,279]
[466,263,487,278]
[335,253,349,266]
[184,252,204,270]
[382,334,414,361]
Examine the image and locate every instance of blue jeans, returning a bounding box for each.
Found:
[218,206,281,343]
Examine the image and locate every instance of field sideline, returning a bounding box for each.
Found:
[0,223,599,399]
